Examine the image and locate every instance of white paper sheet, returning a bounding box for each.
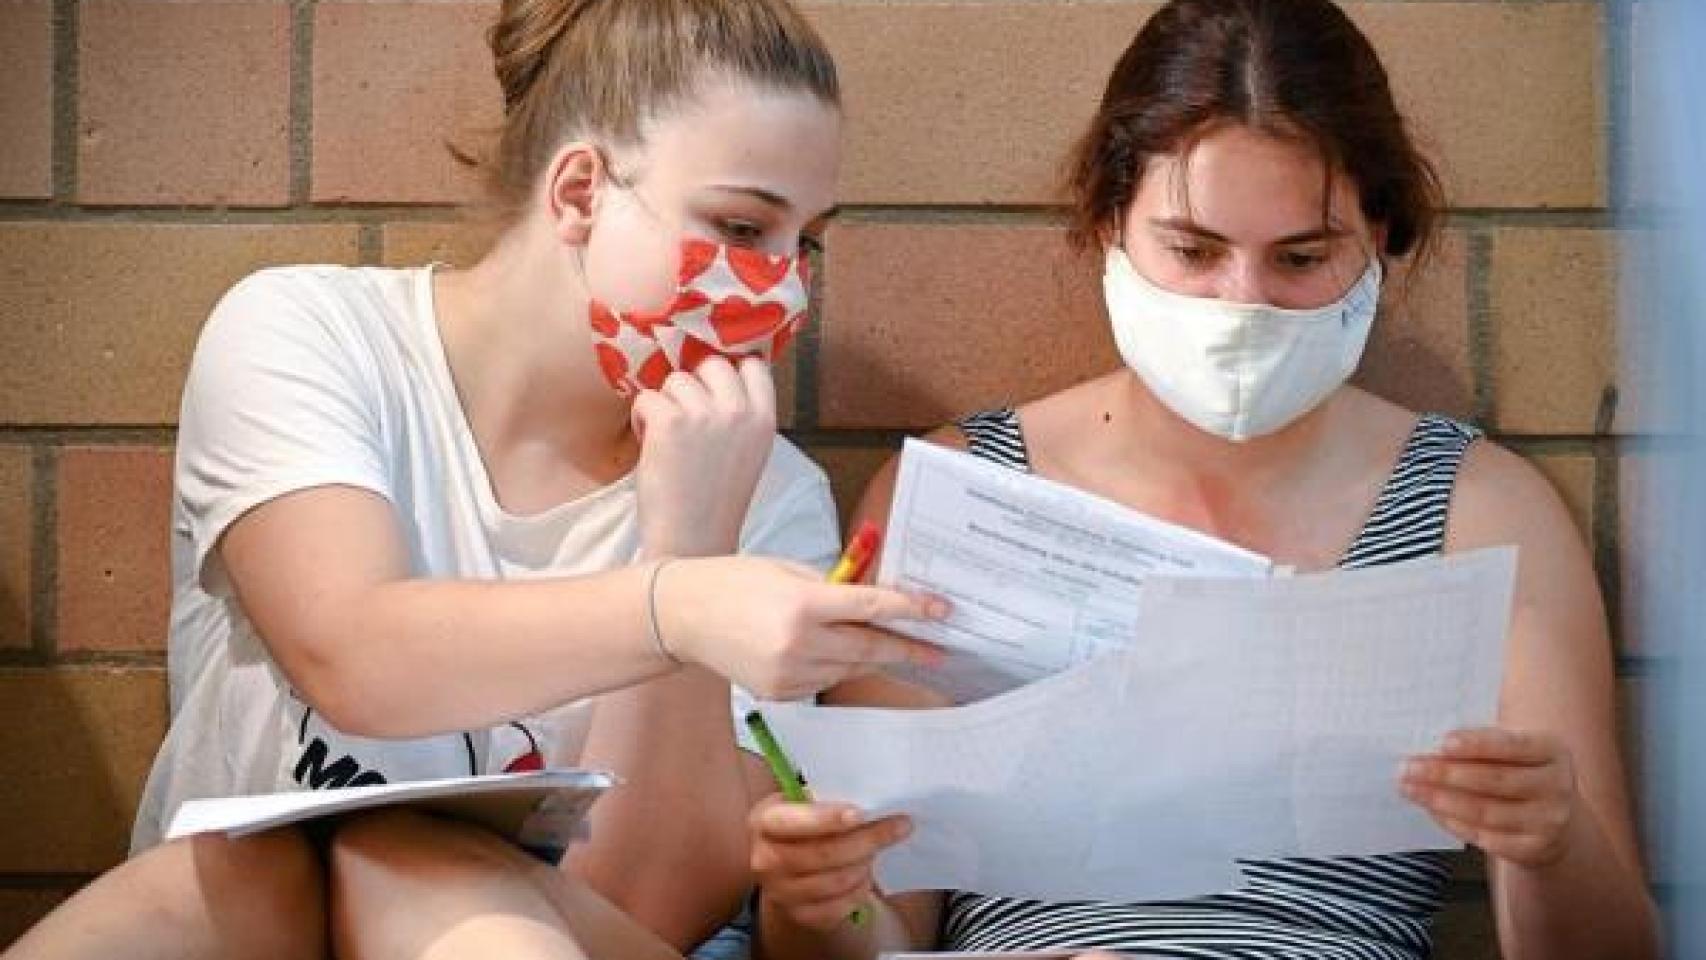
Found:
[878,438,1274,701]
[763,547,1516,903]
[165,770,615,851]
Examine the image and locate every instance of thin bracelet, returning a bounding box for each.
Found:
[645,558,683,666]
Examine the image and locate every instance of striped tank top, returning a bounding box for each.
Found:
[946,408,1483,960]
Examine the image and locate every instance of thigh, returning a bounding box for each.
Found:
[5,829,325,960]
[327,810,679,960]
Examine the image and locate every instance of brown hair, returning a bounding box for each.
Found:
[1065,0,1444,264]
[460,0,839,221]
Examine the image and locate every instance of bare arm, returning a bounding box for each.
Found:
[1406,441,1659,958]
[752,436,960,960]
[221,485,674,738]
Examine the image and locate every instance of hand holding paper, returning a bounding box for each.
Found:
[761,547,1517,903]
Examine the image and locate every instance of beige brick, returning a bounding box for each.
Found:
[0,223,361,425]
[819,221,1114,429]
[312,1,499,204]
[809,2,1149,206]
[1355,231,1472,418]
[807,444,898,536]
[1489,229,1617,435]
[56,446,173,653]
[79,0,292,206]
[0,0,53,199]
[0,448,32,650]
[1353,3,1605,209]
[1528,452,1595,543]
[0,666,167,873]
[381,220,502,270]
[0,885,80,951]
[811,2,1602,209]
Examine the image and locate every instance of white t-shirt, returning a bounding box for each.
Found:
[131,265,839,852]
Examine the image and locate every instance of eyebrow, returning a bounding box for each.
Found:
[706,184,793,210]
[1147,216,1347,245]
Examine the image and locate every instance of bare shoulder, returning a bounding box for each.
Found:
[1012,373,1122,442]
[1445,434,1583,555]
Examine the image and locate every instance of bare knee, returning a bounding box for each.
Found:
[327,811,580,959]
[189,828,326,960]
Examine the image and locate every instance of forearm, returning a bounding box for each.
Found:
[754,893,926,960]
[566,666,752,951]
[1494,808,1660,960]
[279,565,675,738]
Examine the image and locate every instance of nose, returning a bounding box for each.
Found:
[1214,257,1271,305]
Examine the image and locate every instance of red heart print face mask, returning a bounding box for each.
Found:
[589,237,811,395]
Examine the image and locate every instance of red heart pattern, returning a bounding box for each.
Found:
[588,238,810,393]
[708,297,788,348]
[727,246,793,295]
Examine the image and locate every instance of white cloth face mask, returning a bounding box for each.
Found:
[1102,246,1383,442]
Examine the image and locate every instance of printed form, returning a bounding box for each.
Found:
[878,438,1275,700]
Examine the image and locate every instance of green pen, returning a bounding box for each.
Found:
[745,709,871,927]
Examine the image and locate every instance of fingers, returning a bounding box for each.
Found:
[661,356,775,422]
[814,623,947,671]
[660,366,715,412]
[1432,727,1558,764]
[1421,807,1573,867]
[754,802,912,859]
[752,798,865,841]
[628,387,671,442]
[1399,730,1578,868]
[786,890,874,932]
[750,798,906,933]
[813,583,950,626]
[1401,756,1557,801]
[1402,784,1558,833]
[737,355,777,422]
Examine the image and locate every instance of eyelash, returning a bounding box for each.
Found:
[718,219,824,255]
[1168,245,1217,266]
[718,219,766,246]
[1277,250,1328,271]
[1167,245,1328,272]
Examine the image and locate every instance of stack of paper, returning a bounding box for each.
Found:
[165,769,615,852]
[761,441,1517,903]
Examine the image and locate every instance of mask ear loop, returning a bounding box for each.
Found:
[573,145,657,298]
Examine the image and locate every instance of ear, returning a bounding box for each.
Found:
[541,142,607,246]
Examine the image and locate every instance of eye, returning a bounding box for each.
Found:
[1277,249,1328,271]
[1168,244,1217,267]
[797,233,824,255]
[718,219,766,247]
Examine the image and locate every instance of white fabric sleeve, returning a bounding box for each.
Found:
[731,456,842,754]
[175,269,393,597]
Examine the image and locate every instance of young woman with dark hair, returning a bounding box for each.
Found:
[749,1,1657,957]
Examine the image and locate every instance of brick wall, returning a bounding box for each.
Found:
[0,1,1647,954]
